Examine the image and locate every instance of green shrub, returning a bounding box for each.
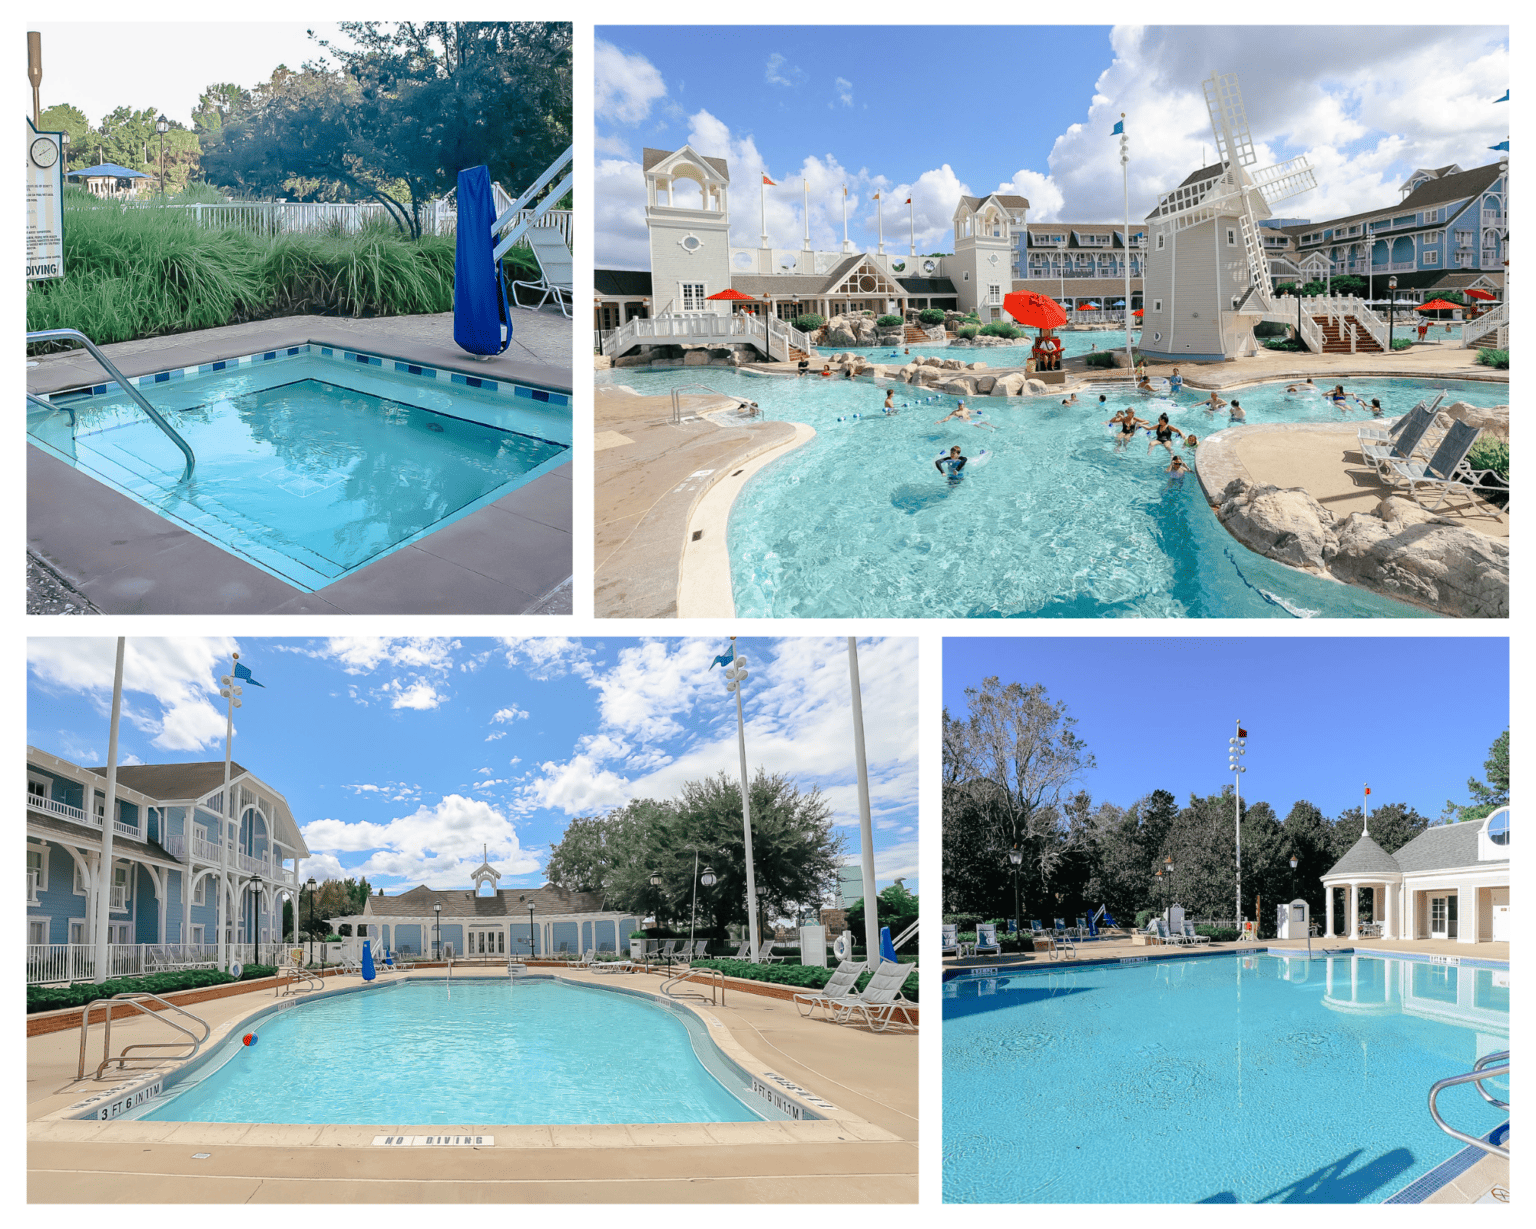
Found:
[1390,337,1415,350]
[1083,351,1118,368]
[792,313,825,333]
[323,933,342,942]
[956,325,979,340]
[1264,338,1309,352]
[1468,437,1508,481]
[689,958,918,1002]
[1253,320,1290,338]
[917,308,946,325]
[876,313,903,328]
[1134,910,1156,931]
[1195,926,1238,943]
[239,964,278,981]
[27,968,236,1014]
[1477,348,1509,369]
[979,321,1020,338]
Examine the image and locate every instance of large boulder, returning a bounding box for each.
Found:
[612,355,652,368]
[968,361,988,370]
[941,376,979,396]
[1442,401,1509,443]
[1025,378,1050,395]
[991,373,1029,397]
[1330,502,1509,618]
[1216,479,1338,572]
[975,375,998,394]
[683,349,710,366]
[823,323,859,348]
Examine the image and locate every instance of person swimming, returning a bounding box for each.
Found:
[1183,432,1199,450]
[1148,412,1186,455]
[1167,454,1191,485]
[1108,408,1148,450]
[1203,391,1228,412]
[882,389,898,415]
[936,401,997,430]
[1169,367,1184,394]
[819,364,832,377]
[1228,399,1246,423]
[935,445,968,480]
[1365,397,1384,417]
[1061,393,1079,406]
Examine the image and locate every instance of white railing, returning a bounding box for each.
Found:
[602,312,808,362]
[26,942,220,985]
[28,869,40,902]
[1373,260,1418,274]
[236,851,267,877]
[27,791,140,841]
[109,885,128,910]
[1462,301,1508,348]
[1311,295,1387,351]
[1482,210,1503,228]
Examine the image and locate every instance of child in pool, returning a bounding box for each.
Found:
[1183,433,1198,450]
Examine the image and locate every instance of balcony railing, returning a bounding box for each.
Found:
[1482,210,1503,227]
[109,885,129,910]
[27,791,139,840]
[28,869,40,902]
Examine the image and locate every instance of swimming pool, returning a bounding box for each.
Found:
[28,344,571,591]
[942,952,1508,1203]
[817,328,1137,369]
[599,367,1503,617]
[134,979,770,1125]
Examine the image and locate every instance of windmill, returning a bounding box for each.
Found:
[1140,72,1317,359]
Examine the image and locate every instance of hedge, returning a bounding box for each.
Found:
[1477,348,1509,369]
[1194,926,1239,943]
[978,321,1020,338]
[689,957,918,1002]
[792,313,825,332]
[917,308,946,325]
[956,325,979,339]
[27,962,287,1014]
[1390,337,1415,350]
[1083,351,1117,368]
[876,314,903,328]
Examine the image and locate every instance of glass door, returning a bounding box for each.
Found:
[1430,896,1449,939]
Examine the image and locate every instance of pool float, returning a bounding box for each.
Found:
[935,449,992,471]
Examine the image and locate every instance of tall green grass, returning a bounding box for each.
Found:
[27,202,542,351]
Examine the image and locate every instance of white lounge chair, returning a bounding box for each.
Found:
[573,949,598,968]
[941,925,959,958]
[510,226,572,317]
[826,959,917,1033]
[1360,406,1442,476]
[1358,399,1435,450]
[731,940,753,960]
[974,923,1001,957]
[1154,918,1191,947]
[1181,921,1212,946]
[1384,420,1504,511]
[590,954,636,974]
[755,939,785,964]
[791,959,866,1019]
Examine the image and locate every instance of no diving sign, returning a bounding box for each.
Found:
[27,116,65,281]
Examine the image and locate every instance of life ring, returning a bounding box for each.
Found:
[832,932,851,961]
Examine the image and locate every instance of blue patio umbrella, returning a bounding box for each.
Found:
[361,938,376,981]
[1113,300,1127,306]
[66,163,148,179]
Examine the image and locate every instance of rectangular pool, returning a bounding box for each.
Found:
[28,344,571,591]
[943,952,1507,1203]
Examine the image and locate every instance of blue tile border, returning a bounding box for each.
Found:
[44,342,570,411]
[942,944,1245,982]
[1383,1121,1507,1203]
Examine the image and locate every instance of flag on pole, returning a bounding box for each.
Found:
[1237,726,1247,738]
[1489,140,1509,151]
[762,174,776,186]
[1111,119,1124,135]
[1495,90,1509,103]
[233,661,265,688]
[709,646,735,670]
[872,191,881,200]
[904,197,911,205]
[842,184,847,197]
[1365,786,1371,796]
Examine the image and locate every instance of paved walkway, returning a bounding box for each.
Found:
[1134,342,1508,391]
[28,967,915,1203]
[595,386,801,618]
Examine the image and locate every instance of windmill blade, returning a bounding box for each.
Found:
[1150,169,1236,222]
[1205,72,1257,168]
[1251,156,1317,206]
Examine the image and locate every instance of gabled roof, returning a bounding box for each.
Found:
[1285,164,1505,241]
[957,193,1029,212]
[1326,831,1400,877]
[642,145,730,181]
[1392,820,1507,872]
[1144,162,1229,220]
[86,761,251,800]
[362,883,610,919]
[1399,164,1462,193]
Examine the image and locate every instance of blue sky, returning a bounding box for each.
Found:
[595,24,1509,267]
[27,637,919,901]
[943,637,1508,821]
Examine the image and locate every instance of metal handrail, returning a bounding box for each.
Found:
[1427,1051,1509,1158]
[78,991,210,1080]
[26,328,195,482]
[660,965,727,1006]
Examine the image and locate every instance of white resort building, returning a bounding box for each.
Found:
[1320,809,1510,946]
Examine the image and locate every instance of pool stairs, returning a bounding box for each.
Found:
[1310,313,1386,354]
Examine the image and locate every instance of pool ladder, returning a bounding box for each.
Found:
[27,327,196,483]
[1428,1051,1509,1159]
[661,966,727,1006]
[77,992,210,1081]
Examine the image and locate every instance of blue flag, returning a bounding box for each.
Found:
[1495,90,1509,103]
[1111,120,1124,135]
[1489,140,1509,151]
[233,661,265,688]
[709,646,735,670]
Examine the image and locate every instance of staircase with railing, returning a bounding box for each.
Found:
[1461,301,1507,349]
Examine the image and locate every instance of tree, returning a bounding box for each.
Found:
[846,880,918,939]
[192,82,253,138]
[1330,801,1428,858]
[39,104,92,170]
[1446,729,1509,822]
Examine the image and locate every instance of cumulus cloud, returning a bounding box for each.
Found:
[384,678,447,711]
[343,782,421,804]
[28,637,236,753]
[595,39,667,125]
[291,637,459,675]
[494,637,596,681]
[491,706,529,724]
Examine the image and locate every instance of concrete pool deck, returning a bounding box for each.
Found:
[27,312,573,615]
[27,965,917,1203]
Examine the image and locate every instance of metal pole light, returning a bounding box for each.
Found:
[306,876,317,963]
[1156,868,1165,913]
[156,114,168,196]
[527,903,536,960]
[1229,723,1247,926]
[1008,847,1023,932]
[721,641,761,960]
[1165,855,1174,911]
[434,902,442,960]
[1388,275,1397,350]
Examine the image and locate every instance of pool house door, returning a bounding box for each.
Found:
[1430,894,1458,940]
[467,927,505,958]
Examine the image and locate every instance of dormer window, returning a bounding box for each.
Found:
[1487,810,1509,846]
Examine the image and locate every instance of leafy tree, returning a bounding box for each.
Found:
[1331,275,1367,297]
[192,82,253,138]
[39,103,92,170]
[1330,801,1428,858]
[846,879,918,938]
[1446,729,1509,822]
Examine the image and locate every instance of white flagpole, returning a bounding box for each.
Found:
[92,637,126,983]
[1120,113,1134,368]
[803,178,811,251]
[721,639,760,960]
[841,186,849,253]
[847,638,879,960]
[218,652,244,971]
[760,177,769,248]
[876,194,884,255]
[1363,784,1370,835]
[909,199,915,257]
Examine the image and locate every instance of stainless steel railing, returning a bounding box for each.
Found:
[1427,1050,1509,1159]
[78,991,210,1080]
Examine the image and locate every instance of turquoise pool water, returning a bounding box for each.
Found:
[29,349,571,591]
[817,328,1137,369]
[140,980,762,1125]
[599,367,1503,617]
[943,953,1509,1203]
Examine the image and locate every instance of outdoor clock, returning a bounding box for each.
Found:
[30,137,59,168]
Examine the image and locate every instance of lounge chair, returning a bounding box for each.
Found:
[825,959,917,1033]
[1181,921,1212,946]
[1383,420,1504,511]
[652,939,678,965]
[1360,405,1440,475]
[573,949,597,968]
[755,939,785,964]
[1075,916,1090,941]
[974,923,1001,957]
[688,939,710,960]
[590,954,636,974]
[791,959,866,1019]
[732,940,753,959]
[941,925,959,958]
[1358,400,1433,450]
[1053,918,1072,944]
[509,226,573,317]
[1155,918,1191,947]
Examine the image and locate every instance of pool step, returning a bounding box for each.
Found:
[903,325,929,344]
[1310,314,1385,354]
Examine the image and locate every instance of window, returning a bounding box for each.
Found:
[988,283,1001,303]
[193,877,207,906]
[1423,209,1440,223]
[69,920,86,945]
[28,918,47,946]
[1226,228,1237,247]
[1422,250,1439,266]
[1153,299,1163,313]
[191,924,204,945]
[1155,233,1165,251]
[680,283,706,312]
[27,847,45,903]
[28,776,50,803]
[1487,811,1509,846]
[111,865,130,911]
[963,271,969,281]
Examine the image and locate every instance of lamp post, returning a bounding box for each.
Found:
[1164,854,1174,912]
[305,876,317,964]
[695,860,716,957]
[433,901,441,961]
[1229,722,1247,927]
[1156,868,1166,914]
[1008,847,1023,933]
[1387,275,1397,350]
[720,641,761,961]
[526,903,536,961]
[155,114,168,197]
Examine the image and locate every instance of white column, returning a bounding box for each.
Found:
[181,867,192,946]
[1325,884,1335,938]
[1383,881,1394,940]
[1348,882,1359,940]
[1458,890,1475,944]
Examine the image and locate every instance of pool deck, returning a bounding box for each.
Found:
[27,965,917,1203]
[595,384,812,618]
[27,312,573,615]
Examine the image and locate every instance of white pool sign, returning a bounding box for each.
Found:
[26,115,65,281]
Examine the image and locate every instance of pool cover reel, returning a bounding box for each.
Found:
[454,165,512,357]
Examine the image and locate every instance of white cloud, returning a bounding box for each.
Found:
[494,637,596,680]
[298,853,346,882]
[384,678,447,711]
[342,782,420,803]
[765,53,805,88]
[294,637,459,676]
[491,706,529,724]
[485,731,506,741]
[833,77,853,107]
[595,39,667,125]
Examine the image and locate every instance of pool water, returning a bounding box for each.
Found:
[943,953,1508,1203]
[140,980,763,1125]
[599,367,1503,617]
[29,352,570,591]
[817,328,1137,369]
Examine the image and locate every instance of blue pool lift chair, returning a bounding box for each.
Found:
[974,923,1002,957]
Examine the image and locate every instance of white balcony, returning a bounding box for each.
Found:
[110,885,129,910]
[28,791,141,841]
[1482,210,1503,227]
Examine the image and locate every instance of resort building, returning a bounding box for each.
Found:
[26,747,308,981]
[1015,221,1145,312]
[1321,808,1510,946]
[325,854,639,959]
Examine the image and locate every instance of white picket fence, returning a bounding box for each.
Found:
[26,941,295,986]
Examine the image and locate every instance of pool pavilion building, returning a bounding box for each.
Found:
[1321,808,1510,945]
[328,856,640,959]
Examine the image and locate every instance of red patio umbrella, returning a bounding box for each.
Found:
[1002,290,1068,329]
[1464,288,1496,301]
[1416,299,1462,312]
[1132,308,1144,317]
[1081,302,1101,310]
